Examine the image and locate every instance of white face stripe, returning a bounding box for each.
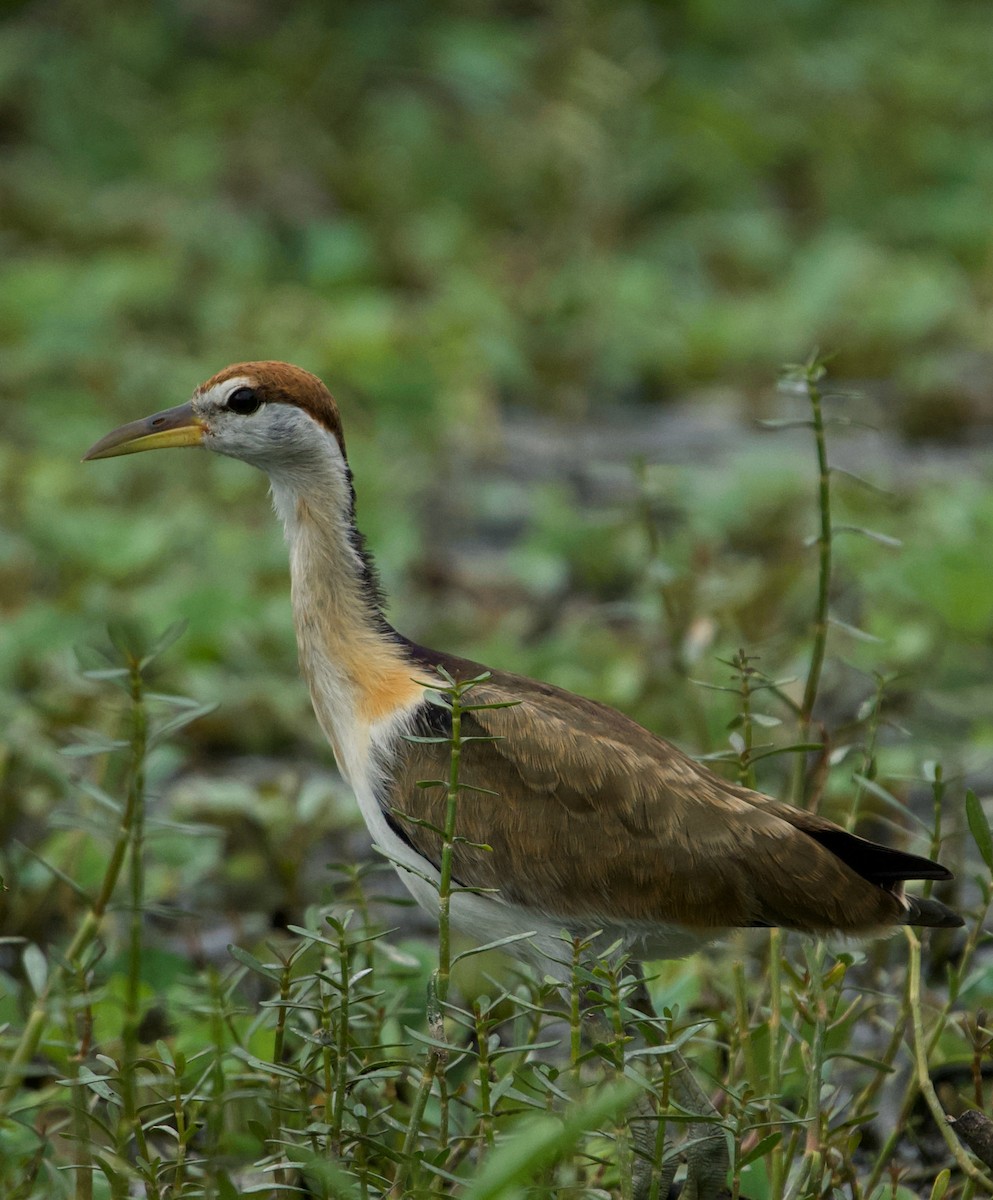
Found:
[196,375,256,409]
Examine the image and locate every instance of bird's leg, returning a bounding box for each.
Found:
[627,1084,679,1200]
[573,958,677,1200]
[625,963,729,1200]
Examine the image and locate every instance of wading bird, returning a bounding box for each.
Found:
[85,362,961,1198]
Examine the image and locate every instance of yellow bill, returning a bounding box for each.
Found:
[83,402,206,461]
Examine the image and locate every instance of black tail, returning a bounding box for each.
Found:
[806,828,963,928]
[807,828,951,882]
[903,894,964,929]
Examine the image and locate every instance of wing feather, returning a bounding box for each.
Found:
[386,650,956,934]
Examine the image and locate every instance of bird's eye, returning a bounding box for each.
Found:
[227,386,261,415]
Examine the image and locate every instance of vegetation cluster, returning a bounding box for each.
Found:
[1,2,993,1196]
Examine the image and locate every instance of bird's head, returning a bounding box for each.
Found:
[84,361,348,484]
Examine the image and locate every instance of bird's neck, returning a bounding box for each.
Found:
[269,474,423,777]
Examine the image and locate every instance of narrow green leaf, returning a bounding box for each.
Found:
[73,1067,120,1104]
[828,615,884,643]
[696,749,740,763]
[851,774,932,832]
[246,1119,269,1144]
[390,810,444,835]
[930,1168,952,1200]
[452,930,539,964]
[146,691,208,708]
[14,840,93,902]
[825,1051,894,1072]
[401,1025,465,1054]
[748,741,824,763]
[830,466,893,495]
[739,1131,783,1168]
[459,670,493,686]
[227,945,280,980]
[833,524,902,548]
[372,846,438,885]
[966,789,993,871]
[107,618,142,658]
[73,779,123,814]
[229,1047,303,1081]
[22,943,48,997]
[489,1039,564,1059]
[92,1154,128,1188]
[148,703,217,746]
[690,679,745,694]
[141,619,189,666]
[61,736,129,758]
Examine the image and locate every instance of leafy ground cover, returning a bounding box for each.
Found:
[3,0,993,420]
[1,363,992,1197]
[3,2,993,1194]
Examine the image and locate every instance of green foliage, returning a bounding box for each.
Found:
[2,0,992,420]
[3,371,993,1196]
[3,1,993,1191]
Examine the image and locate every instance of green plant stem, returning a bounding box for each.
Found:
[172,1079,188,1196]
[767,929,786,1200]
[270,956,294,1192]
[792,361,833,808]
[436,693,462,1007]
[634,459,712,755]
[68,962,94,1200]
[732,960,757,1093]
[432,687,465,1167]
[394,679,470,1196]
[864,898,992,1194]
[570,937,583,1071]
[474,1002,495,1152]
[732,651,758,789]
[801,366,832,728]
[0,670,150,1114]
[786,943,828,1200]
[205,967,228,1177]
[903,930,993,1193]
[330,926,351,1155]
[647,1057,671,1200]
[847,672,886,832]
[926,766,944,899]
[118,656,158,1193]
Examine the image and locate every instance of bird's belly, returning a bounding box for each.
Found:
[399,868,715,978]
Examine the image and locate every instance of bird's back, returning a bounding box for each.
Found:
[384,641,960,942]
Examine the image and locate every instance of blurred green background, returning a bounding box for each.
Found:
[3,0,993,939]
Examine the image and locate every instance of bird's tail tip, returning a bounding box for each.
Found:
[902,894,964,929]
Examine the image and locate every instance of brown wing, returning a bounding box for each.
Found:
[389,650,953,934]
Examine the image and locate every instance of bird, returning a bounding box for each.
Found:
[84,361,962,1197]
